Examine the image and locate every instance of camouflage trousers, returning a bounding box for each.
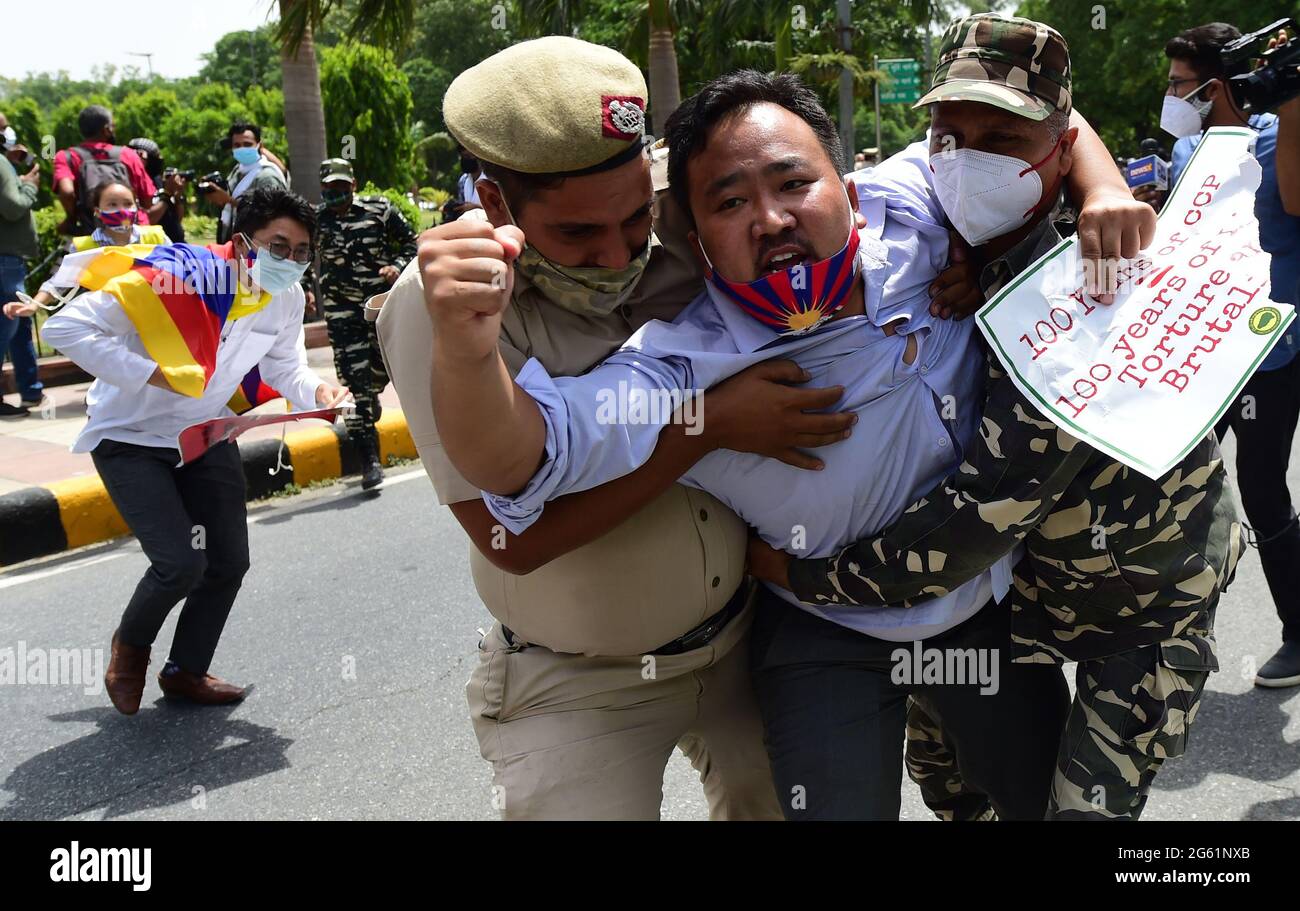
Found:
[906,636,1211,821]
[323,302,389,451]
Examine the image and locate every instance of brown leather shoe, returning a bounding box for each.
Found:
[104,630,150,715]
[157,669,247,705]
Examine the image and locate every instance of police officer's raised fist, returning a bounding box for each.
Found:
[417,219,524,361]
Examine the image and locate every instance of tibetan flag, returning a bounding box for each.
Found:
[46,241,283,412]
[227,365,280,415]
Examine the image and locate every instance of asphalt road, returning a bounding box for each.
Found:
[0,435,1296,821]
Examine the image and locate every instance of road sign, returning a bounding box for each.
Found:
[878,58,923,104]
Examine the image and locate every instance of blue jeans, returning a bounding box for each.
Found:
[0,254,43,401]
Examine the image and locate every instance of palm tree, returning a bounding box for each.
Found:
[646,0,681,135]
[516,0,686,138]
[273,0,415,203]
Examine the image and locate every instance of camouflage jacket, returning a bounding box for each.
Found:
[788,219,1245,667]
[313,195,418,306]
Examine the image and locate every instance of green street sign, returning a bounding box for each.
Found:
[878,58,923,104]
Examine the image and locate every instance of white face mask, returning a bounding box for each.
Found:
[1160,81,1214,139]
[929,144,1056,246]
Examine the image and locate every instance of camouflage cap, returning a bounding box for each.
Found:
[320,158,354,183]
[915,13,1072,121]
[443,36,648,176]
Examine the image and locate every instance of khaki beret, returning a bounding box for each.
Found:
[443,36,648,175]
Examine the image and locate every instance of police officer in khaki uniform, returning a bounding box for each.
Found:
[369,38,853,820]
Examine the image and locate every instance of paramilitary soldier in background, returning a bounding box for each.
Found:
[370,37,864,820]
[750,13,1243,820]
[314,158,416,488]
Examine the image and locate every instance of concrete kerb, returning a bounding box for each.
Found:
[0,410,417,567]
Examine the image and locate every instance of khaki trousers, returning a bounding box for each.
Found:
[466,601,781,820]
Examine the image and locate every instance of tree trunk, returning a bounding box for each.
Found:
[647,0,681,137]
[774,18,792,73]
[278,0,327,204]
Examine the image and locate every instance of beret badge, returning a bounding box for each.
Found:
[602,96,646,140]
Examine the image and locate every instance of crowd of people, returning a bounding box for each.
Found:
[0,10,1296,821]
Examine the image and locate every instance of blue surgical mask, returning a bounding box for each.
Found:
[243,241,309,295]
[233,146,261,167]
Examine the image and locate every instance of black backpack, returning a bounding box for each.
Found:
[70,144,134,235]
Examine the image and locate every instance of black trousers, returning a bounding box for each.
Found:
[1215,356,1300,643]
[91,439,250,674]
[750,587,1069,820]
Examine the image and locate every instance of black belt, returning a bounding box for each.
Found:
[502,582,750,655]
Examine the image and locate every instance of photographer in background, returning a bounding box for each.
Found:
[127,137,187,243]
[1155,22,1300,688]
[208,121,288,243]
[0,115,44,416]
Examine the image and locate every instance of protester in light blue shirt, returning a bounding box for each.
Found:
[474,71,1069,819]
[485,141,1015,642]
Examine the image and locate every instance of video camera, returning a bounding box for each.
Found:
[1224,18,1300,113]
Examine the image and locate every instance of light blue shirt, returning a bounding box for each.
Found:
[485,142,1016,641]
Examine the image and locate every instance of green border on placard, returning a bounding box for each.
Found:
[976,127,1291,477]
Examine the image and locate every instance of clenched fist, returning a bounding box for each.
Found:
[418,219,525,362]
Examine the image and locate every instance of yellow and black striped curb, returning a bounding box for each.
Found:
[0,410,418,567]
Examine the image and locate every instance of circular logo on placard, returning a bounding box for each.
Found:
[1250,306,1282,335]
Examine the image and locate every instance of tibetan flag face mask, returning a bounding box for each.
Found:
[97,207,137,229]
[701,205,861,335]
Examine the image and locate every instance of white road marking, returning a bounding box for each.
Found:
[0,467,429,586]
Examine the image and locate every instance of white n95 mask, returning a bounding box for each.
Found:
[928,136,1064,247]
[1160,82,1214,139]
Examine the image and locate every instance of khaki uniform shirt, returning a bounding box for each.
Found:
[371,190,747,657]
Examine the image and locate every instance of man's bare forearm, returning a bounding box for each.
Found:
[431,341,547,495]
[1067,109,1128,198]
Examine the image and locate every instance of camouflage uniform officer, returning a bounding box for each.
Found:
[760,14,1245,820]
[314,158,416,488]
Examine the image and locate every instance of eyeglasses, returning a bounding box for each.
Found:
[1166,76,1211,96]
[241,233,314,265]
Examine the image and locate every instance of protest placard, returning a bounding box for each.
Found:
[977,127,1295,479]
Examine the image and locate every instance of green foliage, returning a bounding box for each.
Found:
[197,26,283,94]
[357,181,421,233]
[25,205,67,295]
[114,88,181,144]
[183,213,220,247]
[193,83,243,113]
[155,108,237,178]
[319,43,415,189]
[1017,0,1300,155]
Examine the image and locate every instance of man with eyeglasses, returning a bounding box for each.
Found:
[42,185,349,714]
[1145,23,1300,688]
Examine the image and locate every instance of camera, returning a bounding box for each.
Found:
[1224,18,1300,113]
[196,171,229,195]
[163,167,198,181]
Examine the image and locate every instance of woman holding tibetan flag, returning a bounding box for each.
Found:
[42,185,348,715]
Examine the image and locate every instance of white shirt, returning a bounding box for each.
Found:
[457,172,481,207]
[41,282,323,453]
